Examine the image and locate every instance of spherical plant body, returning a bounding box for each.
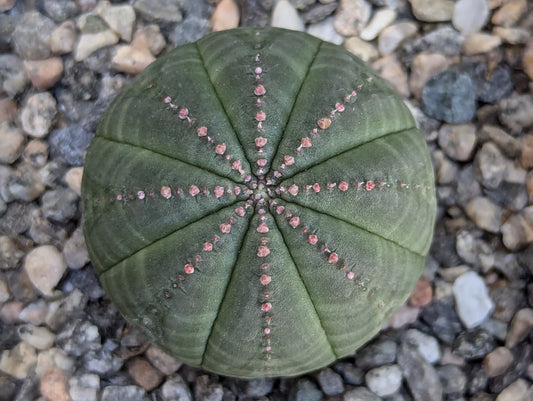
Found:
[82,27,436,378]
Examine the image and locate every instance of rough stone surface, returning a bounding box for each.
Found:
[438,123,476,161]
[422,70,477,124]
[12,11,56,60]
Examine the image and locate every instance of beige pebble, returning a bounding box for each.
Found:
[344,36,378,62]
[272,0,305,31]
[523,38,533,81]
[0,341,37,379]
[495,379,531,401]
[505,308,533,348]
[40,368,70,401]
[409,52,451,99]
[501,206,533,251]
[127,357,164,391]
[24,57,63,91]
[463,32,502,55]
[35,348,75,378]
[75,30,119,62]
[0,301,23,324]
[211,0,240,32]
[0,98,17,124]
[65,167,83,196]
[17,324,55,350]
[491,0,527,27]
[111,45,156,75]
[372,54,409,98]
[408,0,454,23]
[0,0,15,12]
[50,20,77,55]
[378,21,418,55]
[20,92,57,138]
[360,8,397,41]
[333,0,371,36]
[482,347,514,377]
[0,123,25,165]
[493,26,530,44]
[132,25,166,56]
[23,139,49,168]
[24,245,67,296]
[145,346,182,375]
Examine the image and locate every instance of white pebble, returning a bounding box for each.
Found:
[452,0,489,36]
[365,364,403,397]
[360,8,397,41]
[404,329,441,364]
[453,271,494,329]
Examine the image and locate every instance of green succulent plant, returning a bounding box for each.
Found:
[82,27,436,378]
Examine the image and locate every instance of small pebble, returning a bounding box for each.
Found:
[23,139,49,168]
[465,196,502,233]
[408,0,454,22]
[101,385,147,401]
[409,52,451,99]
[0,278,9,302]
[0,98,17,123]
[131,25,166,56]
[24,245,67,296]
[36,347,76,377]
[307,17,344,45]
[75,19,119,62]
[479,125,522,159]
[408,276,433,307]
[111,45,155,75]
[343,387,382,401]
[292,378,323,401]
[49,124,93,166]
[211,0,240,32]
[0,237,26,271]
[463,33,502,56]
[0,0,15,12]
[50,20,77,55]
[134,0,183,24]
[68,374,100,401]
[17,324,55,350]
[64,167,83,195]
[40,368,70,401]
[12,11,56,59]
[271,0,305,31]
[482,347,514,377]
[360,8,397,41]
[505,308,533,348]
[438,123,477,161]
[20,92,57,138]
[453,328,496,359]
[491,0,527,27]
[43,0,78,22]
[422,70,477,123]
[475,142,508,189]
[501,206,533,251]
[161,375,192,401]
[493,26,530,45]
[317,367,344,396]
[0,54,28,96]
[24,57,64,90]
[378,21,418,55]
[0,123,24,164]
[404,329,442,364]
[372,54,409,97]
[452,0,489,35]
[127,357,164,391]
[495,379,531,401]
[437,364,467,395]
[0,341,37,379]
[344,36,379,61]
[522,39,533,80]
[99,4,136,42]
[63,227,89,270]
[498,94,533,135]
[365,364,402,397]
[333,0,372,36]
[522,135,533,169]
[41,188,79,224]
[453,271,494,328]
[355,339,397,369]
[387,304,420,328]
[145,346,182,376]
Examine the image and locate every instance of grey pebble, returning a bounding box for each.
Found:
[474,142,508,190]
[238,0,272,27]
[195,375,224,401]
[343,386,383,401]
[498,94,533,135]
[290,378,323,401]
[453,329,496,360]
[43,0,79,22]
[471,63,513,104]
[134,0,182,24]
[49,124,94,166]
[422,70,477,124]
[0,202,35,236]
[101,385,148,401]
[0,54,28,97]
[302,2,338,24]
[398,341,443,401]
[170,16,211,47]
[0,14,16,52]
[355,339,397,369]
[11,11,56,59]
[41,187,79,224]
[317,367,344,395]
[83,341,124,376]
[56,319,101,357]
[437,364,467,396]
[420,300,463,344]
[62,267,104,300]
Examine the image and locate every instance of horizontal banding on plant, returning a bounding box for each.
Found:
[82,27,436,379]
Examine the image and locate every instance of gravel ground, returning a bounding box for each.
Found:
[1,0,533,400]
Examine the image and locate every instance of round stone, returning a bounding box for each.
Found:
[81,27,436,378]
